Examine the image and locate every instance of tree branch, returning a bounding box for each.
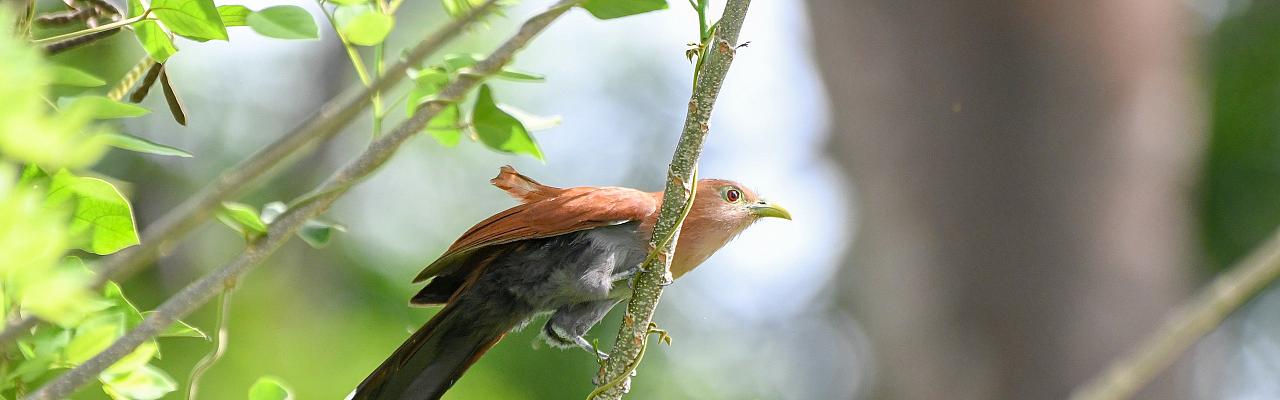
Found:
[0,0,500,347]
[25,2,576,398]
[589,1,751,399]
[1072,227,1280,400]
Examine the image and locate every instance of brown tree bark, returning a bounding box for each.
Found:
[805,1,1201,398]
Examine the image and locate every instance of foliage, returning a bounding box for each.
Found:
[3,0,674,397]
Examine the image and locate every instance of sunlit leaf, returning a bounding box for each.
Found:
[441,53,481,72]
[580,0,668,19]
[128,0,179,62]
[135,21,178,63]
[248,376,294,400]
[427,105,462,147]
[495,68,545,82]
[63,313,125,365]
[471,85,544,160]
[298,219,345,249]
[50,66,106,87]
[101,364,177,400]
[246,6,319,40]
[217,5,251,26]
[60,96,150,120]
[103,281,145,329]
[498,104,561,131]
[151,0,229,41]
[104,340,158,376]
[335,5,393,46]
[259,201,288,224]
[142,311,208,339]
[103,133,193,157]
[46,170,141,255]
[218,202,267,237]
[20,266,109,327]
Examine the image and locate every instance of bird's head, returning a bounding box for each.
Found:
[670,179,791,278]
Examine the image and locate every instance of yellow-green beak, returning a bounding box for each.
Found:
[749,201,792,220]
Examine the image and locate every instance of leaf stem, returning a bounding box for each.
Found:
[30,12,145,46]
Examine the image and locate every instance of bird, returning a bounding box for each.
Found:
[351,165,791,400]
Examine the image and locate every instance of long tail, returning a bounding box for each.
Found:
[352,298,524,400]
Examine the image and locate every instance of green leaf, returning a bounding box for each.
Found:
[217,5,252,26]
[248,376,294,400]
[441,0,487,19]
[246,6,319,40]
[217,202,267,237]
[499,103,562,131]
[160,318,207,339]
[129,0,178,61]
[426,105,462,147]
[103,281,145,329]
[151,0,229,41]
[298,219,345,249]
[50,66,106,87]
[64,313,125,365]
[335,5,394,46]
[103,133,193,157]
[580,0,668,19]
[441,53,481,72]
[133,20,178,62]
[101,364,177,400]
[471,85,544,160]
[60,96,150,119]
[46,170,141,255]
[259,201,287,224]
[495,68,545,82]
[105,340,158,375]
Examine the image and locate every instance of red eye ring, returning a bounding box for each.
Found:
[724,188,741,202]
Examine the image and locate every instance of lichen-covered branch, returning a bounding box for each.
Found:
[589,1,752,399]
[1072,227,1280,400]
[0,0,500,347]
[24,2,576,398]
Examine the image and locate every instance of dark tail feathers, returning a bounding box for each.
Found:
[351,301,521,400]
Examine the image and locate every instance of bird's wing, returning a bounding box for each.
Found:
[412,185,657,283]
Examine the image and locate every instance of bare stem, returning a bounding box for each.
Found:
[589,1,752,399]
[1072,227,1280,400]
[24,2,575,399]
[184,288,234,400]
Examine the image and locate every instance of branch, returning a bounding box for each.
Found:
[589,1,751,399]
[25,2,576,398]
[1072,227,1280,400]
[0,0,500,347]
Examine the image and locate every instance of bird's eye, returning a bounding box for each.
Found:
[723,188,741,203]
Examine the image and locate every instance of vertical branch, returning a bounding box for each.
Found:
[590,1,751,399]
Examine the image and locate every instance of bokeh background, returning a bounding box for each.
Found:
[45,0,1280,398]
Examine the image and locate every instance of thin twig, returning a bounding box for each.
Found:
[589,1,752,399]
[0,0,500,352]
[1072,227,1280,400]
[31,13,142,46]
[24,2,575,398]
[184,288,233,400]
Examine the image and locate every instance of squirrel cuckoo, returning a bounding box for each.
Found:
[352,166,790,400]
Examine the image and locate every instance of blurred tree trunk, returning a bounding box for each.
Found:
[806,1,1201,399]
